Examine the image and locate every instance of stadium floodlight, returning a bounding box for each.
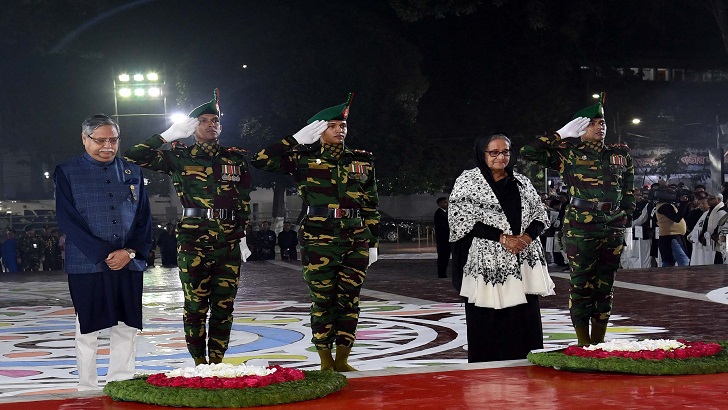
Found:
[113,67,168,132]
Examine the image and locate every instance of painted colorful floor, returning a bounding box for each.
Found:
[1,247,728,409]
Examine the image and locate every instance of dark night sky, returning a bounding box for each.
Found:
[2,0,728,195]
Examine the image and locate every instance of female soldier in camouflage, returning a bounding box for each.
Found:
[252,94,380,372]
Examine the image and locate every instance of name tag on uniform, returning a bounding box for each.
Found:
[576,159,595,165]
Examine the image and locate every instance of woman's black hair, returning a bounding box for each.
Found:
[473,133,517,183]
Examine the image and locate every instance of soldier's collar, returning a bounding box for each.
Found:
[320,143,347,160]
[582,140,604,152]
[192,141,220,157]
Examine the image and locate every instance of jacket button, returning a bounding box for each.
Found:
[109,193,114,197]
[112,220,117,224]
[106,180,111,184]
[110,206,115,210]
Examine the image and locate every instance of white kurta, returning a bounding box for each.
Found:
[688,211,712,266]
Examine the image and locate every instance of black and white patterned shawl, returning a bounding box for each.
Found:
[448,168,549,286]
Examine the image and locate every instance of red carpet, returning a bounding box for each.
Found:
[4,365,727,409]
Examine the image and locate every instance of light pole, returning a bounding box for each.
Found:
[112,68,172,197]
[112,68,168,133]
[614,111,641,144]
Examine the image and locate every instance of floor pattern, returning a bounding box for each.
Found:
[0,280,667,397]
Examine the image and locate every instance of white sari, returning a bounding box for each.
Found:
[449,168,555,309]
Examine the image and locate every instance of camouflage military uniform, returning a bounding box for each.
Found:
[520,135,635,328]
[19,233,44,271]
[252,136,380,349]
[125,135,251,363]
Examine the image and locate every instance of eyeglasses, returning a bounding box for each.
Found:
[85,135,120,145]
[485,150,511,158]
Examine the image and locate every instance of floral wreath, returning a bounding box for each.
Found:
[528,340,728,375]
[104,365,347,408]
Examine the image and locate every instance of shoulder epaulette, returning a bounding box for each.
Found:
[226,147,249,155]
[608,142,631,152]
[170,141,188,149]
[351,149,374,160]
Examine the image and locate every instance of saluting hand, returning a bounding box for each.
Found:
[292,120,327,145]
[556,117,590,139]
[161,117,198,142]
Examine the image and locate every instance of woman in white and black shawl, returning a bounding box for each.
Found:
[450,134,555,362]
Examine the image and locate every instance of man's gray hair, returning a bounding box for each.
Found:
[82,114,119,136]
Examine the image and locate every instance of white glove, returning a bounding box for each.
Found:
[368,247,378,266]
[556,117,590,139]
[161,117,198,142]
[239,239,252,262]
[292,120,328,145]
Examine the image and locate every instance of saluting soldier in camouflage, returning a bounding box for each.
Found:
[18,225,44,271]
[251,93,380,372]
[124,89,252,365]
[520,93,635,346]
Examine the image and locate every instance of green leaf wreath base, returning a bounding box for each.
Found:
[103,370,347,408]
[527,341,728,375]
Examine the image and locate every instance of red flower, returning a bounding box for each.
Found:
[563,341,722,361]
[146,366,307,389]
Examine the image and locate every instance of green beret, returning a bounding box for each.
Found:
[572,92,605,119]
[23,225,33,232]
[188,88,221,118]
[307,93,354,124]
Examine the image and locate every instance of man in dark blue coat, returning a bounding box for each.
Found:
[55,114,152,391]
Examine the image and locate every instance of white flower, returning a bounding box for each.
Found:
[583,339,686,352]
[163,363,277,379]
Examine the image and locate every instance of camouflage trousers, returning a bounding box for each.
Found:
[301,235,369,350]
[21,255,42,272]
[178,241,241,362]
[563,225,625,328]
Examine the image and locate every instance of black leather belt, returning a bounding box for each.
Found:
[307,206,361,219]
[182,208,236,220]
[570,197,618,213]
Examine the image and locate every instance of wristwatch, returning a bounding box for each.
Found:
[125,248,136,259]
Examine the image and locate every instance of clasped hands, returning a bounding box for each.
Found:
[105,249,131,271]
[500,233,532,254]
